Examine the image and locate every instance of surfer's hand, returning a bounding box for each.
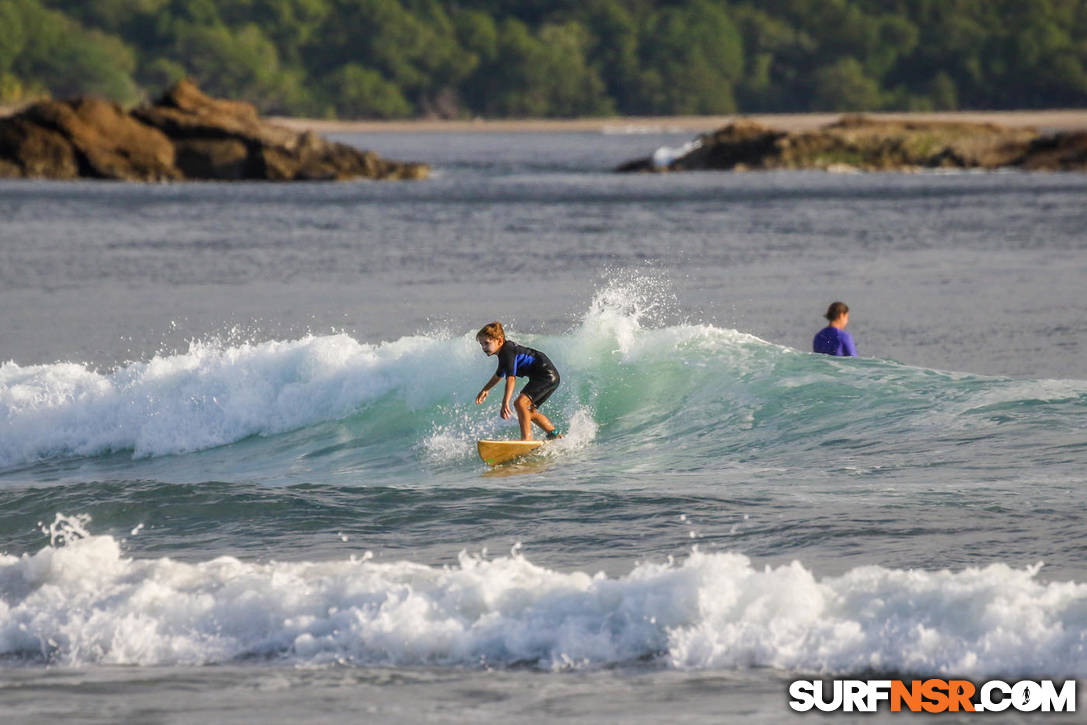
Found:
[476,390,488,404]
[501,404,512,419]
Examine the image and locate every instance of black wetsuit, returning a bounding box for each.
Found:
[494,340,560,408]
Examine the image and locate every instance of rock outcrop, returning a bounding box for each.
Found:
[617,115,1087,173]
[0,79,428,181]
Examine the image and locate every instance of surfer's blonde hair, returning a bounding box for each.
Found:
[476,322,505,342]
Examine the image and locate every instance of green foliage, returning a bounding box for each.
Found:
[812,58,883,111]
[633,0,744,114]
[0,72,23,103]
[323,63,413,118]
[453,8,498,65]
[138,57,188,97]
[462,18,613,117]
[6,0,140,103]
[576,0,640,108]
[731,4,814,110]
[221,0,330,66]
[0,1,26,73]
[929,72,958,110]
[46,0,171,34]
[5,0,1086,117]
[308,0,476,116]
[169,21,311,113]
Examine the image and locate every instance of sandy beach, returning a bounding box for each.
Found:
[4,103,1086,134]
[267,109,1087,134]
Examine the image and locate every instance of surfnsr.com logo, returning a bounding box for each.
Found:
[789,679,1077,713]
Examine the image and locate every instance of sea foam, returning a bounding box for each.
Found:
[0,332,476,467]
[1,515,1085,675]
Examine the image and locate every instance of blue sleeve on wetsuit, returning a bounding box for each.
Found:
[511,352,535,376]
[840,331,858,356]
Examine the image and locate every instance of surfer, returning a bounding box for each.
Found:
[813,301,858,356]
[475,322,562,441]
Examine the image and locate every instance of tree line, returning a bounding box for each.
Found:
[2,0,1086,118]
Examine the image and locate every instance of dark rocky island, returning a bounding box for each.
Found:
[617,115,1087,173]
[0,80,428,182]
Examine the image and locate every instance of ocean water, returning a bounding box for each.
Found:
[1,131,1086,723]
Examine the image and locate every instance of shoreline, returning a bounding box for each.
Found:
[3,104,1086,134]
[268,109,1087,134]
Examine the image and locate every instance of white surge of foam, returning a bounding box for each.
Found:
[422,404,599,465]
[560,272,766,366]
[0,333,478,467]
[2,521,1085,675]
[651,138,702,168]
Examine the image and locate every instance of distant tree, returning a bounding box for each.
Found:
[929,71,957,110]
[468,18,612,117]
[866,15,918,80]
[452,8,498,65]
[0,1,25,75]
[460,16,536,115]
[221,0,331,67]
[171,0,222,26]
[753,0,922,109]
[634,0,744,114]
[574,0,641,114]
[7,0,140,103]
[170,22,311,113]
[323,62,413,118]
[139,57,188,97]
[309,0,475,114]
[732,4,814,111]
[811,57,883,111]
[43,0,170,34]
[538,22,614,116]
[998,8,1087,107]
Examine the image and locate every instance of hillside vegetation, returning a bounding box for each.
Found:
[2,0,1086,119]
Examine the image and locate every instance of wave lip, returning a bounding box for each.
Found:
[2,518,1085,675]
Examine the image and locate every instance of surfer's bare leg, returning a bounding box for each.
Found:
[531,410,555,434]
[515,397,556,436]
[516,394,561,440]
[514,394,535,440]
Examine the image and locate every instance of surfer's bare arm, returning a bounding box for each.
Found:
[476,374,501,404]
[500,376,516,419]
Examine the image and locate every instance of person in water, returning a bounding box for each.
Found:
[813,301,858,356]
[475,321,562,441]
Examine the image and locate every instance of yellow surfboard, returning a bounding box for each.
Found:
[477,439,545,466]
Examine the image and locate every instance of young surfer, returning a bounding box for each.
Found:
[475,322,562,441]
[812,301,858,356]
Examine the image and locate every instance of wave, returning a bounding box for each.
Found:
[1,514,1084,675]
[3,276,1085,472]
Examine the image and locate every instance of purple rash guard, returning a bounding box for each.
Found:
[813,326,857,356]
